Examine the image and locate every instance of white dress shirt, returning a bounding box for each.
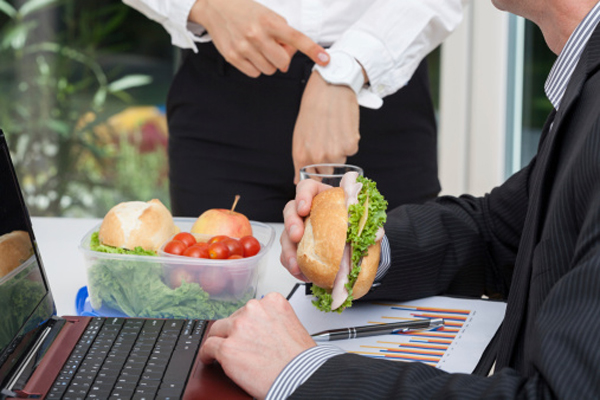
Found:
[122,0,468,102]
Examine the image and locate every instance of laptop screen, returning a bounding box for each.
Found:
[0,131,55,385]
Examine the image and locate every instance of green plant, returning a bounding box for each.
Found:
[0,0,167,217]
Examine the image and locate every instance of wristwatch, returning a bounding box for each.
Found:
[313,50,365,95]
[313,50,383,109]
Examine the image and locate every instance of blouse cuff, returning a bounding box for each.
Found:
[330,30,398,99]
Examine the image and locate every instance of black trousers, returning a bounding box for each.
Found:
[167,43,440,222]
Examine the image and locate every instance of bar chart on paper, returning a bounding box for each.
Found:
[289,289,507,373]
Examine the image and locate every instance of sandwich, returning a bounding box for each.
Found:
[297,172,387,312]
[97,199,179,253]
[0,230,34,278]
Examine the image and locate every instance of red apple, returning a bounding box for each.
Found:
[191,195,252,239]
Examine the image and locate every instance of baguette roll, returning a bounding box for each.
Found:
[98,199,179,252]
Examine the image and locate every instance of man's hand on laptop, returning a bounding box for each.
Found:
[199,292,316,399]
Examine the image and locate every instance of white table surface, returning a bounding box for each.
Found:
[31,217,299,316]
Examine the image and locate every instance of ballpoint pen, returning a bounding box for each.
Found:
[310,318,444,342]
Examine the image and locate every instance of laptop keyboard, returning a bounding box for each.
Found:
[47,317,206,400]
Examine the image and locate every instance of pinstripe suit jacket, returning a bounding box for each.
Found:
[291,23,600,400]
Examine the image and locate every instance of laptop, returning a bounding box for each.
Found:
[0,130,250,400]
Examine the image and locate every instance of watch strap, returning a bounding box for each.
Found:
[313,50,364,94]
[357,89,383,109]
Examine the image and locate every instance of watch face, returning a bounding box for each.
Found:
[314,51,364,94]
[328,53,355,78]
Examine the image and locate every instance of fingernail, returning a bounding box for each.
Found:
[288,256,298,270]
[298,200,306,211]
[290,224,299,237]
[318,52,329,63]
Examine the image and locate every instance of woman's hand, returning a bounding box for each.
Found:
[190,0,329,77]
[292,71,360,183]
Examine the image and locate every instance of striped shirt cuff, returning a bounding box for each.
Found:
[265,345,345,400]
[374,234,391,282]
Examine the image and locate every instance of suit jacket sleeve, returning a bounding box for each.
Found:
[363,158,534,304]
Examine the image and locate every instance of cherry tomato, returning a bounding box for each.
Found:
[227,254,243,259]
[169,267,195,288]
[198,268,228,295]
[208,235,230,245]
[163,240,187,255]
[173,232,196,248]
[223,238,244,257]
[188,242,210,258]
[183,244,209,258]
[208,241,230,259]
[239,235,261,258]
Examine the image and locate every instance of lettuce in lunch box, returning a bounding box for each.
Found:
[90,232,157,256]
[88,232,249,319]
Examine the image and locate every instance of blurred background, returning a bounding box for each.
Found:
[0,0,554,217]
[0,0,174,217]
